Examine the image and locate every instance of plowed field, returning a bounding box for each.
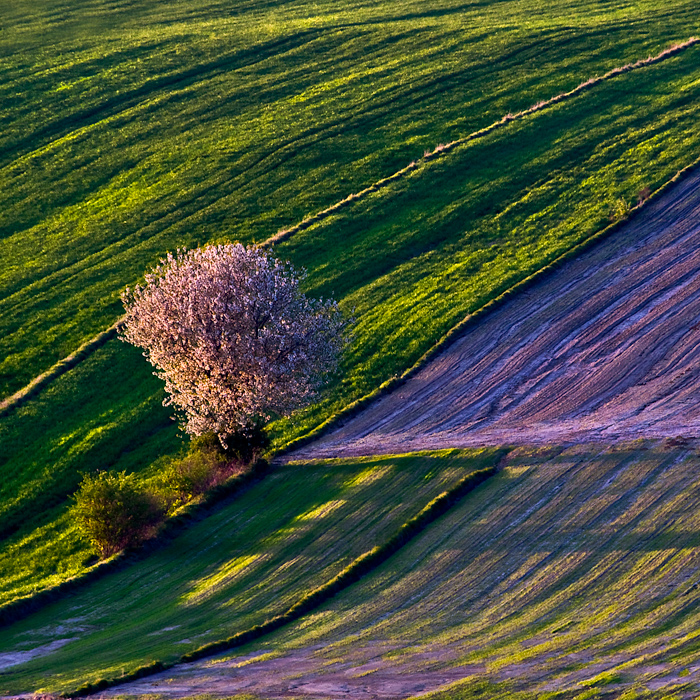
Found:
[100,444,700,699]
[292,171,700,459]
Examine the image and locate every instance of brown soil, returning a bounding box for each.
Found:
[99,647,486,699]
[289,170,700,460]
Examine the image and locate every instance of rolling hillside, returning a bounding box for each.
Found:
[5,0,695,398]
[4,445,700,698]
[2,0,700,606]
[2,0,700,697]
[291,167,700,459]
[0,449,500,695]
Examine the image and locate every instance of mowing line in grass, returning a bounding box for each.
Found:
[268,36,699,246]
[0,319,123,420]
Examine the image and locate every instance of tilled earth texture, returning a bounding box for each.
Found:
[290,170,700,459]
[99,444,700,699]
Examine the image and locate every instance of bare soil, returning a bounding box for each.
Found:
[290,171,700,460]
[99,647,486,699]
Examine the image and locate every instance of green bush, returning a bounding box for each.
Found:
[156,447,229,514]
[72,472,163,558]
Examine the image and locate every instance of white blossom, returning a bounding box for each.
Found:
[120,244,348,445]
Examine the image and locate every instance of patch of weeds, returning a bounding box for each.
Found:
[152,438,245,516]
[608,198,631,222]
[581,670,624,688]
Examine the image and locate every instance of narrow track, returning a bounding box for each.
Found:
[292,169,700,458]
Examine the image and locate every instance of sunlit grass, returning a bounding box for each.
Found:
[1,0,698,395]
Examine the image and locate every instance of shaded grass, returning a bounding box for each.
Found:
[0,449,500,695]
[205,445,700,697]
[8,446,700,698]
[0,458,268,628]
[0,342,179,603]
[68,464,497,696]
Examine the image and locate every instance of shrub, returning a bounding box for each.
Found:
[609,197,630,221]
[72,472,163,558]
[637,185,652,205]
[155,442,242,514]
[157,452,220,513]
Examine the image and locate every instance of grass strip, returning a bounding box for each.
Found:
[0,459,269,629]
[278,152,700,457]
[0,319,124,419]
[5,38,697,414]
[66,463,498,697]
[267,37,698,245]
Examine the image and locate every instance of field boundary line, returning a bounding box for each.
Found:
[2,37,697,416]
[65,460,499,697]
[0,319,124,419]
[279,153,700,457]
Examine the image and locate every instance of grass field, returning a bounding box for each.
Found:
[0,342,175,603]
[99,444,700,700]
[2,0,698,397]
[0,449,500,695]
[2,0,700,628]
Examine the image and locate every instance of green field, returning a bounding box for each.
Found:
[5,445,700,699]
[2,0,697,397]
[2,1,700,693]
[2,0,700,607]
[0,449,499,695]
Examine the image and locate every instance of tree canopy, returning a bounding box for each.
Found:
[121,244,348,446]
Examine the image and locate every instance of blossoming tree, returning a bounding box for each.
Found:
[120,244,348,448]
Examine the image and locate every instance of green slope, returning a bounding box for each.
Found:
[0,343,175,601]
[104,444,700,700]
[2,0,700,605]
[0,449,499,695]
[1,0,696,395]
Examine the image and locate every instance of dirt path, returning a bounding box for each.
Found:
[291,171,700,459]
